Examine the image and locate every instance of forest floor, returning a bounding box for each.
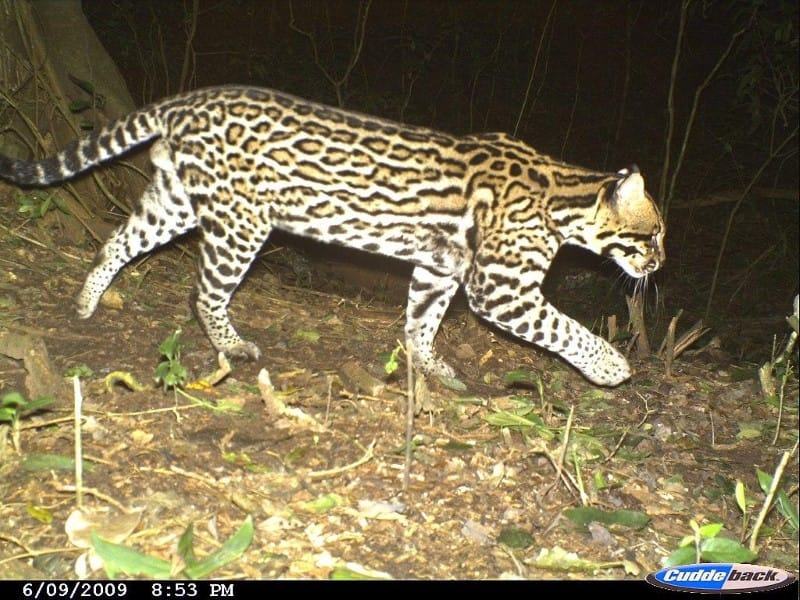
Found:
[0,192,797,580]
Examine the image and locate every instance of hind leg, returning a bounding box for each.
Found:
[192,209,271,359]
[77,167,196,318]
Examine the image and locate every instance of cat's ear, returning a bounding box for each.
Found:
[612,165,645,207]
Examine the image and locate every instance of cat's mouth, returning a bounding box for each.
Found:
[618,256,661,279]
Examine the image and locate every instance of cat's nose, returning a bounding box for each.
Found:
[644,258,659,273]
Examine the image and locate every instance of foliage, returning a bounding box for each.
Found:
[666,519,756,566]
[0,391,53,426]
[16,191,65,219]
[0,391,54,452]
[735,0,798,135]
[383,343,404,375]
[154,330,188,391]
[90,516,253,579]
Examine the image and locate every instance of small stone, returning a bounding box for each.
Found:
[99,289,124,310]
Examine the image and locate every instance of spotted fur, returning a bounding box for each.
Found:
[0,86,665,386]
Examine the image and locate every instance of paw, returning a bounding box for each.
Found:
[224,340,262,361]
[582,345,631,387]
[414,352,457,379]
[75,295,98,320]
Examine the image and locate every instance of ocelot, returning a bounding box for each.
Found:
[0,86,665,386]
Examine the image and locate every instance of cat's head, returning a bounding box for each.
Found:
[589,166,666,278]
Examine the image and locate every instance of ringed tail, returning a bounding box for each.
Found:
[0,108,163,186]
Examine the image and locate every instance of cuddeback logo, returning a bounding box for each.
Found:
[646,563,796,593]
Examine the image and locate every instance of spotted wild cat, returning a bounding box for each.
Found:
[0,86,665,386]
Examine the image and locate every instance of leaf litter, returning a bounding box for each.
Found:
[0,217,797,579]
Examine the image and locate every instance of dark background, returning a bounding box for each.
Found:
[82,0,799,355]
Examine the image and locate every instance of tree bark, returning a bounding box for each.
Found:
[1,0,148,236]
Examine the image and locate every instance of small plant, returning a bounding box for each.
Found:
[759,295,798,444]
[666,519,756,567]
[65,364,94,379]
[90,515,253,578]
[155,330,188,391]
[16,191,64,219]
[67,74,106,130]
[383,342,404,375]
[0,391,54,452]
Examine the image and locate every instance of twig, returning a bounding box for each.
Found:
[0,547,81,567]
[404,341,415,492]
[673,320,709,357]
[55,485,131,514]
[660,309,681,377]
[748,441,798,553]
[513,0,557,136]
[0,222,86,262]
[626,293,650,357]
[307,440,375,480]
[289,0,372,107]
[604,426,630,463]
[73,376,83,508]
[662,13,752,220]
[705,126,798,318]
[178,0,199,92]
[560,34,583,160]
[658,0,689,206]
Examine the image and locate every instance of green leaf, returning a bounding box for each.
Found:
[1,392,26,408]
[529,546,603,572]
[183,516,254,579]
[485,409,537,428]
[735,480,747,514]
[697,522,723,539]
[700,536,757,563]
[65,365,94,378]
[756,469,772,494]
[300,493,345,514]
[177,523,197,567]
[27,504,53,524]
[159,330,182,359]
[21,396,54,415]
[294,329,320,344]
[757,469,799,531]
[689,519,700,535]
[68,99,92,113]
[664,545,698,567]
[497,527,534,549]
[68,75,96,95]
[592,472,608,491]
[22,453,92,472]
[736,422,762,441]
[436,375,467,392]
[503,369,540,387]
[384,350,400,375]
[91,532,172,579]
[777,490,800,532]
[0,408,17,422]
[330,565,390,580]
[104,371,147,392]
[564,507,650,530]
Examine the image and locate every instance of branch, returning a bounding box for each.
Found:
[658,0,689,207]
[662,15,752,221]
[704,126,798,319]
[178,0,199,93]
[513,0,557,137]
[289,0,372,107]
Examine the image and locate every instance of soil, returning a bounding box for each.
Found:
[0,189,797,580]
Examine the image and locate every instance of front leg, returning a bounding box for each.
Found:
[465,240,631,386]
[405,266,460,378]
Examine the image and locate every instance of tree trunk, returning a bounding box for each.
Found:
[1,0,148,240]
